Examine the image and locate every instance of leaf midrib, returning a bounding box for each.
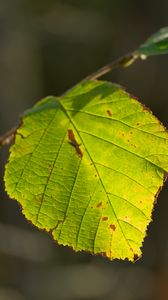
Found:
[59,100,135,257]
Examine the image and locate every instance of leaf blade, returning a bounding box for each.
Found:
[138,27,168,56]
[5,81,168,261]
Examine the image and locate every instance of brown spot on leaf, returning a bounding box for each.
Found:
[133,253,139,262]
[96,202,102,208]
[68,129,75,141]
[107,109,112,117]
[102,216,108,221]
[99,252,107,257]
[109,224,116,231]
[68,129,83,158]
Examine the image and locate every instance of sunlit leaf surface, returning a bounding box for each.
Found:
[5,80,168,261]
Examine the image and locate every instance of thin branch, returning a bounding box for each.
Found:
[82,51,139,81]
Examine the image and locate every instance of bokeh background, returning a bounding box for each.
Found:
[0,1,168,299]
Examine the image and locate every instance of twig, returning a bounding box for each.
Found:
[83,51,139,81]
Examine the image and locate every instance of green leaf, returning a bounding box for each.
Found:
[4,80,168,261]
[138,27,168,56]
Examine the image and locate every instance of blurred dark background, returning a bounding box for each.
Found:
[0,1,168,299]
